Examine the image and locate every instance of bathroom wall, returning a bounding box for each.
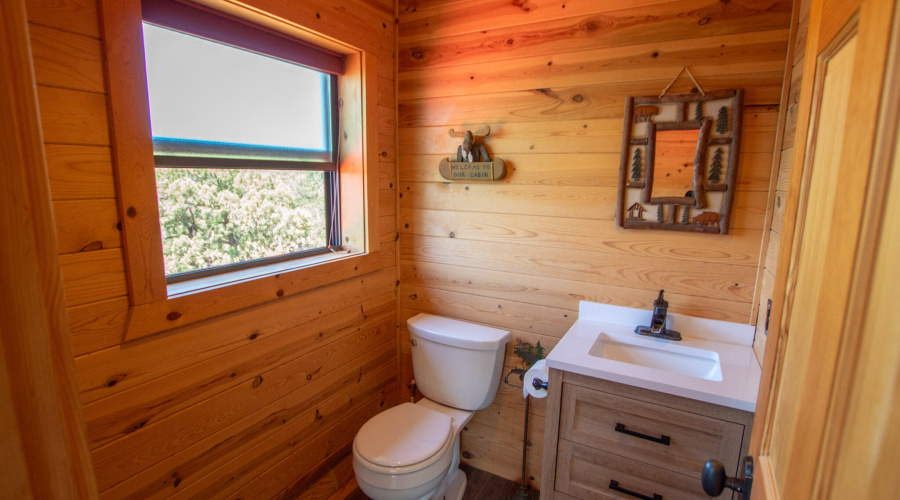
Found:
[396,0,792,488]
[25,0,399,497]
[752,0,810,363]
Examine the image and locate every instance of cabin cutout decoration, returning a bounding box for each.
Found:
[616,89,744,234]
[438,125,506,181]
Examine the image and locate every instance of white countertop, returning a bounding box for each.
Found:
[545,302,761,412]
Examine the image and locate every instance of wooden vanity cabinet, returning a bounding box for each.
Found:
[540,369,753,500]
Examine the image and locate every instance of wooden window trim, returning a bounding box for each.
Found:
[99,0,381,342]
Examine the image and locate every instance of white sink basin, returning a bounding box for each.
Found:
[588,332,723,381]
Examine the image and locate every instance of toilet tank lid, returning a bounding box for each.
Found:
[408,313,511,351]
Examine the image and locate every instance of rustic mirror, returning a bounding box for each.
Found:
[617,89,744,234]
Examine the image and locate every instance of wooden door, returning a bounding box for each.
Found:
[748,0,900,498]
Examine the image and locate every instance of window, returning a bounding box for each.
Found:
[141,0,343,282]
[101,0,381,340]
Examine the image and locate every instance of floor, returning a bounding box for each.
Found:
[346,463,538,500]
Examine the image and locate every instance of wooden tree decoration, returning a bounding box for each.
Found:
[709,148,724,183]
[694,101,703,121]
[631,148,643,181]
[716,106,729,133]
[681,206,691,224]
[657,205,664,223]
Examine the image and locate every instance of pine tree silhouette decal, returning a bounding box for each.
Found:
[716,106,729,133]
[631,148,643,181]
[657,205,664,223]
[694,102,703,121]
[709,148,724,183]
[681,206,691,224]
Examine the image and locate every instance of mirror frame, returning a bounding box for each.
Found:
[616,89,744,234]
[643,119,711,208]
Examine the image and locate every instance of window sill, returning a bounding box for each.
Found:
[122,244,393,343]
[167,248,357,298]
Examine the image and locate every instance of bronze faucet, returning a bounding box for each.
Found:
[635,290,682,341]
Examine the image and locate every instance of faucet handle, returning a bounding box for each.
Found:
[655,289,667,308]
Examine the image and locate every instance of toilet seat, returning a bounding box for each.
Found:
[354,403,453,474]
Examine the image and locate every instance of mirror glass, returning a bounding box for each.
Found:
[652,129,699,198]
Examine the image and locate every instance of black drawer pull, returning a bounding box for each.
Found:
[615,423,671,446]
[609,480,663,500]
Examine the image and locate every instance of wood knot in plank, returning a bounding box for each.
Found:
[105,374,126,387]
[166,311,181,321]
[252,375,264,388]
[511,0,534,12]
[80,241,103,252]
[126,206,137,217]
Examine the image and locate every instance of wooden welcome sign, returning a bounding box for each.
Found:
[438,126,506,181]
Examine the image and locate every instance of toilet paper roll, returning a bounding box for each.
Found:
[523,359,549,399]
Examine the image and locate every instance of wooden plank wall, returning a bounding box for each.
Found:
[396,0,792,488]
[24,0,399,498]
[753,0,811,362]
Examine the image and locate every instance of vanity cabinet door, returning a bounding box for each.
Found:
[556,440,709,500]
[560,384,745,479]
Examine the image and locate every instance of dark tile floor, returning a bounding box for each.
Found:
[346,463,539,500]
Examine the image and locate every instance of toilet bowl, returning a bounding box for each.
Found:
[352,314,510,500]
[353,400,472,500]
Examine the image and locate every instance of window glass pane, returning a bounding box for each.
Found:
[155,168,327,276]
[142,23,331,159]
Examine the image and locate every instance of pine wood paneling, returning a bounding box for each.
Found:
[751,1,809,365]
[75,268,397,403]
[28,0,399,497]
[25,0,100,37]
[400,209,763,263]
[399,0,681,42]
[400,182,768,229]
[400,261,754,323]
[400,113,776,155]
[37,85,109,145]
[399,77,784,128]
[401,150,774,190]
[44,144,116,200]
[83,300,396,449]
[400,30,788,100]
[400,0,791,71]
[225,380,396,500]
[29,23,104,92]
[398,0,789,486]
[93,332,396,495]
[53,199,121,254]
[58,249,127,307]
[67,297,129,356]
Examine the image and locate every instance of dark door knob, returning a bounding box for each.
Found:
[701,456,753,498]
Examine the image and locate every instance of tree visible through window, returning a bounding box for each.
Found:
[140,2,342,281]
[155,168,326,275]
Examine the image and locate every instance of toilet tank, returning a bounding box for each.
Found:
[408,313,511,411]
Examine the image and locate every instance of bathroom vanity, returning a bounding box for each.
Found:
[539,302,760,500]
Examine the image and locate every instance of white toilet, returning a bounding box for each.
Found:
[352,313,511,500]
